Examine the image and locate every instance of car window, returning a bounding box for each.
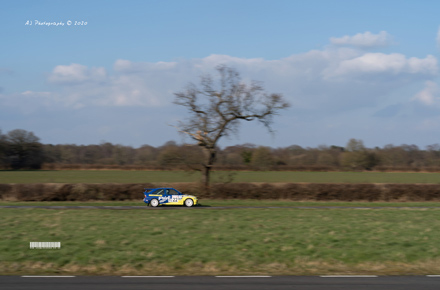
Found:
[154,189,164,195]
[168,189,180,195]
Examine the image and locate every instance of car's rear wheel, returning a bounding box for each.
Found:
[150,199,159,207]
[184,198,194,207]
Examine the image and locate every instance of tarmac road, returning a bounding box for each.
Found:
[2,276,440,290]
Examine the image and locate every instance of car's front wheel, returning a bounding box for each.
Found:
[150,199,159,207]
[184,198,194,207]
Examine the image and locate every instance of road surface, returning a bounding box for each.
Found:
[2,275,440,290]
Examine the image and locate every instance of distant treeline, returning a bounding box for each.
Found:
[2,129,440,171]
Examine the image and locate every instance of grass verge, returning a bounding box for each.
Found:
[1,206,440,275]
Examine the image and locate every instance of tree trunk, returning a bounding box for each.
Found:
[202,149,216,195]
[202,164,211,193]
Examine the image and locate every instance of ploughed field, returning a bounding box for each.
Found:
[1,170,440,184]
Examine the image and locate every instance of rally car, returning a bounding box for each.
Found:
[143,187,198,207]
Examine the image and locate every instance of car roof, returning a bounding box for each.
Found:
[145,187,179,191]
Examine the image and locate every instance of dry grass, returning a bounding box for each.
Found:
[2,259,440,275]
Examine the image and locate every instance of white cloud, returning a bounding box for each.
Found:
[330,53,438,77]
[1,32,438,116]
[46,63,166,107]
[113,59,178,73]
[0,90,62,113]
[48,63,107,85]
[330,31,393,48]
[413,81,439,106]
[3,30,440,148]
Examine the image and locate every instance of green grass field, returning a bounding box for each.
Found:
[1,206,440,275]
[1,170,440,184]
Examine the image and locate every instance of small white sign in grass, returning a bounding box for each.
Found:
[29,242,61,249]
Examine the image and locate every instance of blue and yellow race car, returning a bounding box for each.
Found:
[143,187,198,207]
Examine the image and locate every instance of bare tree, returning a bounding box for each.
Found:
[173,65,290,191]
[4,129,43,169]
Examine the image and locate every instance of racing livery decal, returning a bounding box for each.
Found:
[143,187,198,207]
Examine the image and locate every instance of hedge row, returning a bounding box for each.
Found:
[1,183,440,202]
[212,183,440,201]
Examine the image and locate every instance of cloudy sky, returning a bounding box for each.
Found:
[1,0,440,149]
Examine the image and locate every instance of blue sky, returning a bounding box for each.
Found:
[1,0,440,148]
